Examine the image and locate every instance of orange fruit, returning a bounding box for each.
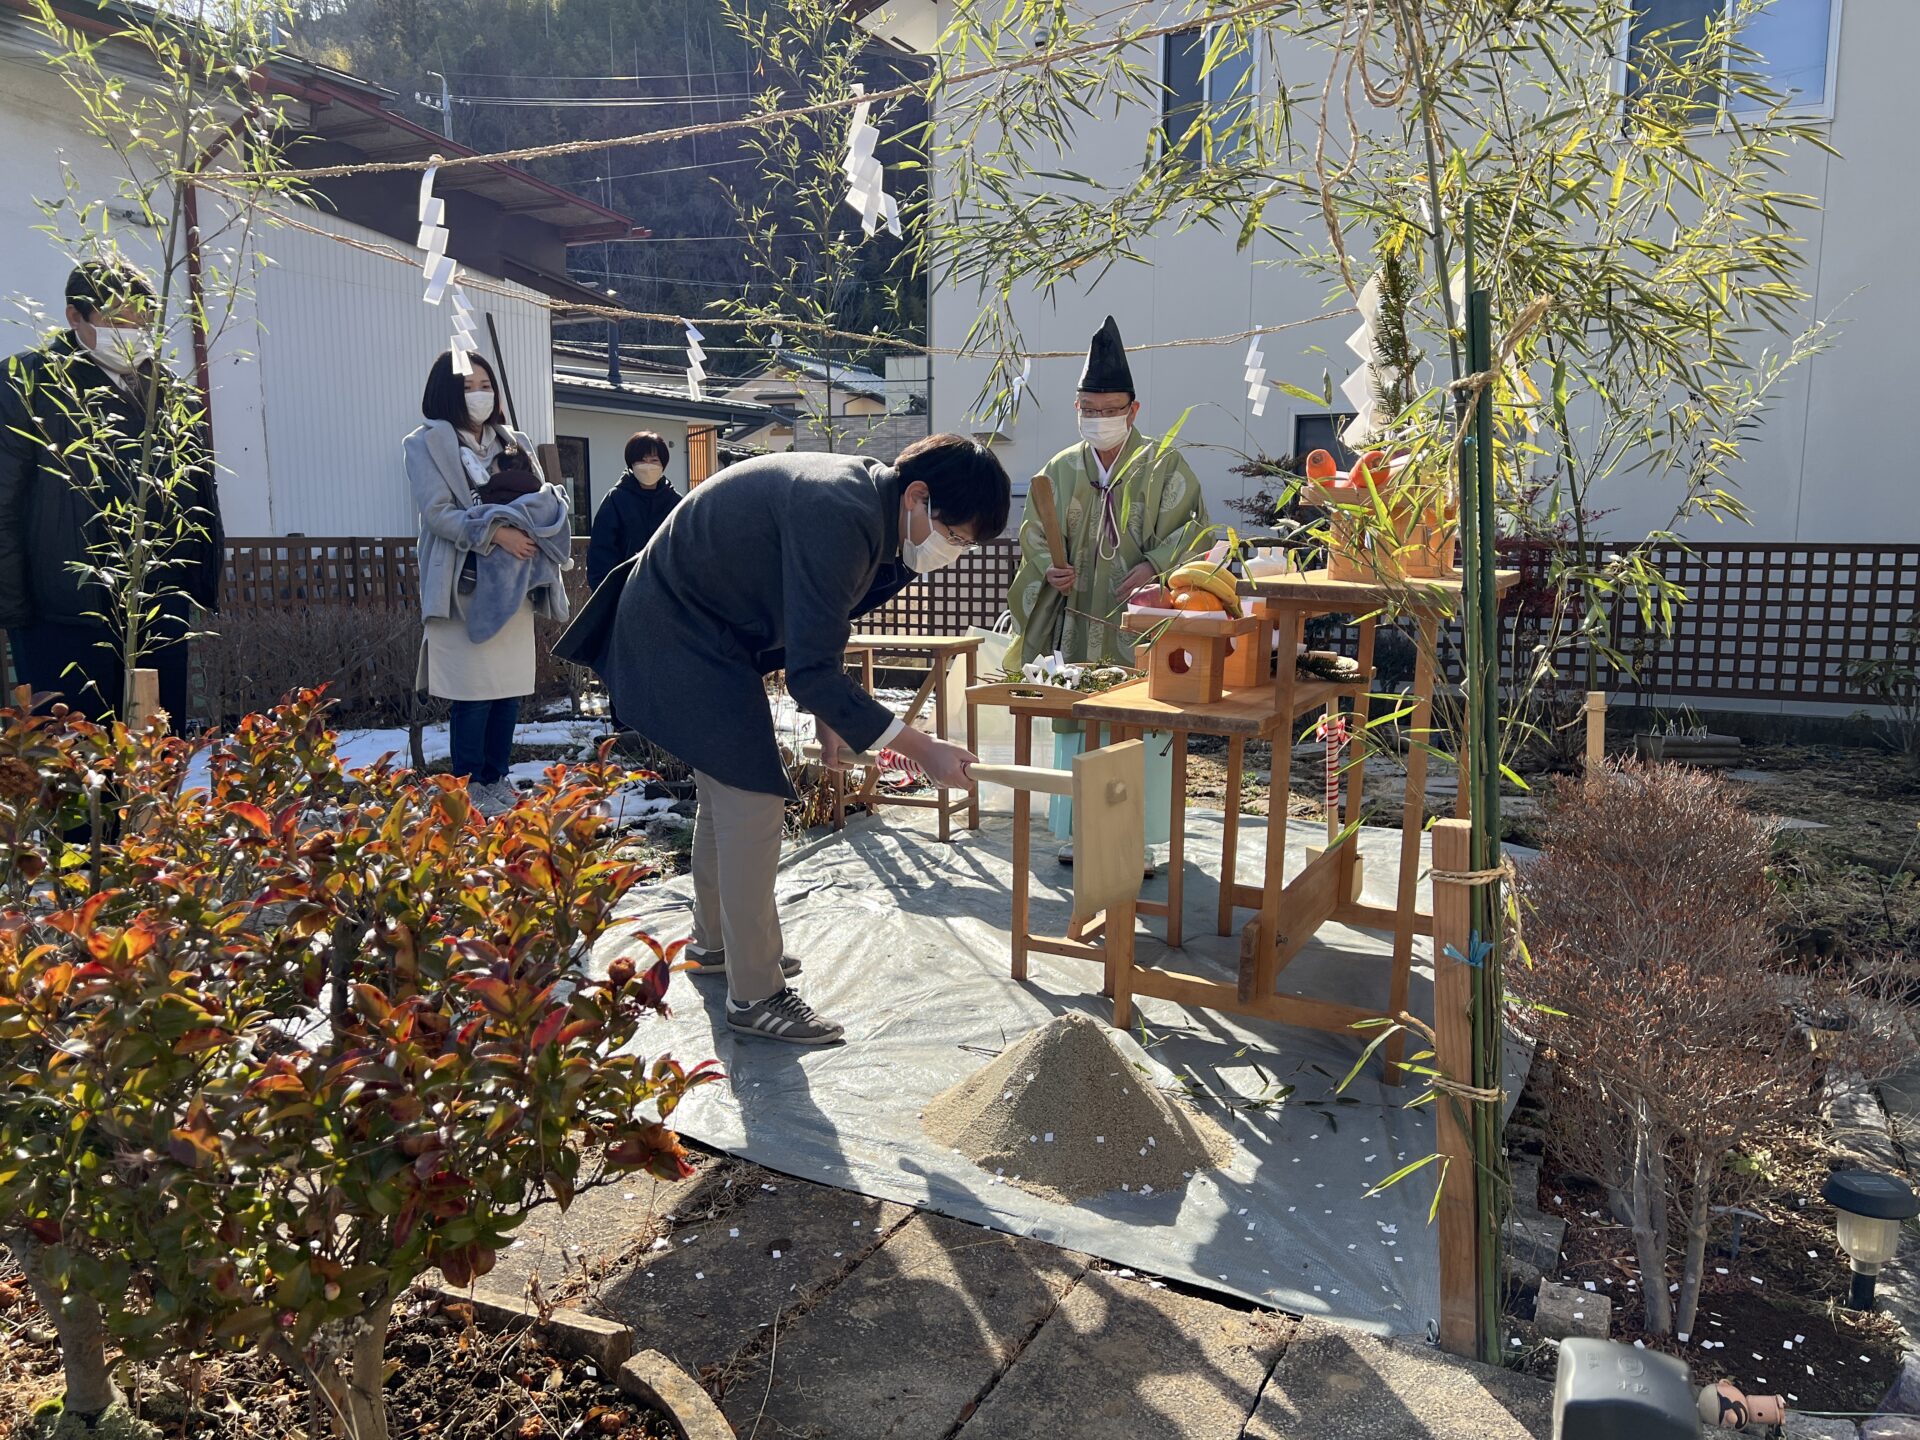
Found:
[1173,588,1227,614]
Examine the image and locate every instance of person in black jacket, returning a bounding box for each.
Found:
[0,261,224,725]
[555,435,1010,1046]
[586,430,681,589]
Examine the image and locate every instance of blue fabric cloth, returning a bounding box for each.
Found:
[457,486,574,644]
[449,696,519,783]
[1047,723,1173,848]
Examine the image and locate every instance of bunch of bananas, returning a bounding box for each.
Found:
[1163,559,1243,618]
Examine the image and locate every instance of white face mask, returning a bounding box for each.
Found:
[464,390,495,424]
[1078,412,1131,451]
[90,324,153,373]
[631,461,665,487]
[901,497,964,574]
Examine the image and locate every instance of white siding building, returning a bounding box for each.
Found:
[866,0,1910,552]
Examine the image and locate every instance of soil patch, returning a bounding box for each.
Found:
[922,1012,1236,1203]
[1512,1120,1907,1415]
[0,1272,676,1440]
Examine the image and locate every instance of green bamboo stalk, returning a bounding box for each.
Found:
[1461,284,1507,1364]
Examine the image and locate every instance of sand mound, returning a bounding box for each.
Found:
[922,1012,1235,1203]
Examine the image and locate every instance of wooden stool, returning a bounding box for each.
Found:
[811,739,1150,1025]
[973,740,1148,1023]
[832,634,983,838]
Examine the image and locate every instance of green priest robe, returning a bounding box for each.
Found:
[1007,429,1211,669]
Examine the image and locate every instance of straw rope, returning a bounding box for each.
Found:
[196,176,1354,360]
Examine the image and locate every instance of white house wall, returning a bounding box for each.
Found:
[553,400,692,513]
[0,32,557,541]
[217,201,555,538]
[927,1,1916,549]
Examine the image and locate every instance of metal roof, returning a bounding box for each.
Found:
[554,364,778,427]
[264,60,642,244]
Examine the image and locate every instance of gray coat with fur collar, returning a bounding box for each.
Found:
[404,418,568,623]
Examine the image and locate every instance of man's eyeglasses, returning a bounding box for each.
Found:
[932,517,979,551]
[1078,403,1132,419]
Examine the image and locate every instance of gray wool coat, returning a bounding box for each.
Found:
[588,452,913,798]
[404,419,569,624]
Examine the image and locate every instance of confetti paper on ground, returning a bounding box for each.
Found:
[922,1013,1233,1203]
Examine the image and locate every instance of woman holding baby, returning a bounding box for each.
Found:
[405,350,573,811]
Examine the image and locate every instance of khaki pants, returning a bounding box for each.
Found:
[690,770,787,1005]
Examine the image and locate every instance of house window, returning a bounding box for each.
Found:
[687,426,719,486]
[1162,27,1258,163]
[554,435,591,533]
[1293,413,1358,472]
[1625,0,1839,121]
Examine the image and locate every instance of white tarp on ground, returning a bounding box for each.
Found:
[598,806,1528,1337]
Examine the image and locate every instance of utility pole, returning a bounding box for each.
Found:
[417,71,454,142]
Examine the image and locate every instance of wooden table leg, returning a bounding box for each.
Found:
[1109,898,1137,1030]
[1165,731,1187,949]
[1335,616,1378,904]
[934,654,952,842]
[1218,733,1244,936]
[1012,712,1032,981]
[964,646,981,830]
[1254,607,1304,998]
[1385,613,1440,1084]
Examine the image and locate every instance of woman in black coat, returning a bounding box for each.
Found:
[586,431,680,589]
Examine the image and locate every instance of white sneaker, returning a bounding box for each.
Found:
[471,781,513,817]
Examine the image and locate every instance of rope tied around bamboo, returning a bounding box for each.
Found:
[1388,1011,1503,1106]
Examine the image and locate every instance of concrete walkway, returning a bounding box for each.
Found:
[474,1148,1553,1439]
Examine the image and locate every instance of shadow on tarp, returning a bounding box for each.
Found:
[599,806,1529,1337]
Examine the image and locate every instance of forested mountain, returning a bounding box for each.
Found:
[286,0,928,378]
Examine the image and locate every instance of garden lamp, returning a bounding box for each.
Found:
[1552,1338,1696,1439]
[1821,1168,1919,1310]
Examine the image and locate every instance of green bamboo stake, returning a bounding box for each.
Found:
[1459,274,1508,1364]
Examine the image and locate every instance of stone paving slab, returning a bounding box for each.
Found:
[1244,1321,1552,1439]
[482,1155,713,1299]
[590,1171,912,1379]
[720,1213,1090,1440]
[956,1271,1290,1440]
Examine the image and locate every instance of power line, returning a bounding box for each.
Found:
[445,68,757,82]
[455,93,755,109]
[592,229,827,242]
[588,155,760,183]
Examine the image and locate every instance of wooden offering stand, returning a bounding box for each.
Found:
[1301,448,1459,584]
[1122,611,1259,706]
[817,734,1152,1001]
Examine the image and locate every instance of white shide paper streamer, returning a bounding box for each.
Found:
[416,162,474,373]
[684,320,707,401]
[1244,336,1268,417]
[841,83,902,239]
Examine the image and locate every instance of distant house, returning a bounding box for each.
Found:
[721,350,930,457]
[0,0,640,538]
[551,343,776,525]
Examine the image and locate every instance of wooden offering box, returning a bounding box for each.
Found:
[1123,611,1258,706]
[1308,484,1459,583]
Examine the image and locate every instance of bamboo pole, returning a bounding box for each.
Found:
[1431,818,1479,1357]
[1584,690,1607,775]
[1459,282,1507,1364]
[127,668,162,732]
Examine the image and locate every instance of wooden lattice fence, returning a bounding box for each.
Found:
[201,536,1920,710]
